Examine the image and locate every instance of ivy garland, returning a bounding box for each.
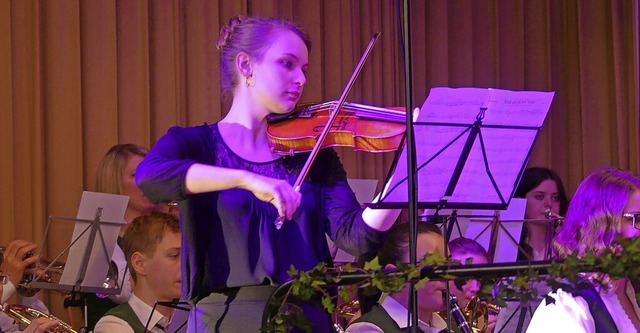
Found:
[263,236,640,333]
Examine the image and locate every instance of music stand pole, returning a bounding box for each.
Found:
[400,0,419,331]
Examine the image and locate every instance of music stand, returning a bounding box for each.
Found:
[370,87,554,212]
[27,191,129,329]
[369,87,554,331]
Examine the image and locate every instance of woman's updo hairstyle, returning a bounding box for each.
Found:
[215,16,311,97]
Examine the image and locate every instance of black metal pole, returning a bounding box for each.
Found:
[400,0,419,331]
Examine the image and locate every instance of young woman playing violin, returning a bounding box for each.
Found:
[136,16,402,332]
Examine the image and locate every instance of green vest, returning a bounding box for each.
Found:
[351,305,458,333]
[351,305,409,332]
[103,303,149,333]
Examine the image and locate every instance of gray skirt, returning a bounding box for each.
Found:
[186,285,335,333]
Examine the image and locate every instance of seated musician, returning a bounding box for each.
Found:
[449,237,489,308]
[527,168,640,332]
[94,211,181,333]
[0,240,50,332]
[448,237,496,333]
[347,222,448,333]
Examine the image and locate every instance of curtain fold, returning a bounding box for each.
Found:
[1,0,638,327]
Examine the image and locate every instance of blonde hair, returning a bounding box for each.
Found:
[122,211,180,282]
[554,168,640,258]
[96,144,148,194]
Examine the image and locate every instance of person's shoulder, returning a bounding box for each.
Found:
[94,314,135,333]
[345,321,385,333]
[158,123,217,150]
[166,123,213,136]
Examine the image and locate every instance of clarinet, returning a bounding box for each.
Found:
[447,294,472,333]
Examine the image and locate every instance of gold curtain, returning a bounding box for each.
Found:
[1,0,638,327]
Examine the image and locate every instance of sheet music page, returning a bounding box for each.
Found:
[381,87,554,208]
[465,198,527,263]
[423,87,553,127]
[60,191,128,287]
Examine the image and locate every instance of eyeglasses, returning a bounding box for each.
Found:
[623,212,640,229]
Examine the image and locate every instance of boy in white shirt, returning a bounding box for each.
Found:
[94,211,181,333]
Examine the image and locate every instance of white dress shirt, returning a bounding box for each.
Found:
[346,296,447,333]
[94,293,170,333]
[527,282,640,333]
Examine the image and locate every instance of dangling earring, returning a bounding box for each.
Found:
[245,74,255,87]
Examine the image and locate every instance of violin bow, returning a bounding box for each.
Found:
[274,32,381,229]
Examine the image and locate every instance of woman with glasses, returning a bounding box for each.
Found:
[527,167,640,333]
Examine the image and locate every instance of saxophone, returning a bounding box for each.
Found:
[1,304,78,333]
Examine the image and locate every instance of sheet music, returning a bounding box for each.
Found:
[381,87,554,209]
[422,87,552,127]
[466,198,527,263]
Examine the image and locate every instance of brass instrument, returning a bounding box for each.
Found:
[544,208,564,227]
[2,246,120,299]
[95,260,120,298]
[335,299,360,320]
[333,299,360,333]
[0,246,65,297]
[439,296,500,333]
[463,297,501,333]
[2,304,78,333]
[446,294,472,333]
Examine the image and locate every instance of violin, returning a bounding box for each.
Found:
[272,32,401,229]
[266,101,406,156]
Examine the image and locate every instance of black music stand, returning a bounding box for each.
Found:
[371,87,554,212]
[27,191,129,331]
[369,87,554,331]
[370,87,554,253]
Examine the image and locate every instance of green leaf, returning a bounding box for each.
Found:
[321,296,335,313]
[364,257,381,271]
[287,265,299,277]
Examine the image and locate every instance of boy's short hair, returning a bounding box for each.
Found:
[122,211,180,282]
[449,237,489,263]
[449,237,489,290]
[377,222,442,266]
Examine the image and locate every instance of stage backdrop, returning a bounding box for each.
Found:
[1,0,638,327]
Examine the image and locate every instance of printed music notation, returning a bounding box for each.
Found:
[381,87,555,208]
[421,87,553,127]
